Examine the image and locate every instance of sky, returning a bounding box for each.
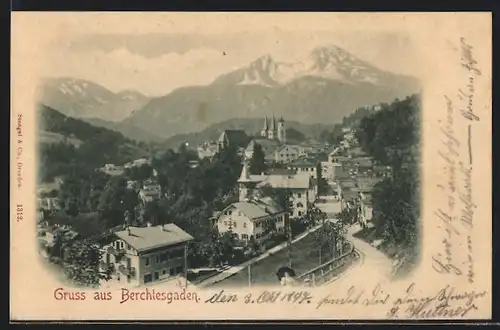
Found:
[36,13,421,96]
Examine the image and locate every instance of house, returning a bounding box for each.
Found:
[238,161,315,218]
[264,168,297,176]
[133,158,151,167]
[100,223,194,287]
[216,130,250,153]
[188,160,200,168]
[127,180,139,191]
[37,197,61,212]
[139,179,162,204]
[287,158,320,180]
[101,164,125,176]
[216,197,287,243]
[197,142,218,159]
[257,173,315,218]
[244,138,281,162]
[274,144,302,163]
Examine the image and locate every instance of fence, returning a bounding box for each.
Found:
[296,241,358,286]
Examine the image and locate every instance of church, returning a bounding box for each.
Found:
[260,115,286,143]
[245,116,287,161]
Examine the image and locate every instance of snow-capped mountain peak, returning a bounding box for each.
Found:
[213,44,400,87]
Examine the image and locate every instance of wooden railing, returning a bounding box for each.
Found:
[296,241,358,286]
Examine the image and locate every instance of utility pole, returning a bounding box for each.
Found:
[184,243,188,288]
[287,212,292,268]
[248,264,252,287]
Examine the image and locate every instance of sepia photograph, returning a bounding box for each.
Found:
[35,26,422,291]
[11,12,491,320]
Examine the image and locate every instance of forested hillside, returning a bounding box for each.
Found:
[37,104,148,183]
[355,94,421,274]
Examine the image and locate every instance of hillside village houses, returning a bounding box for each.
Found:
[197,141,218,159]
[139,179,163,204]
[274,144,302,163]
[100,223,193,287]
[237,160,316,218]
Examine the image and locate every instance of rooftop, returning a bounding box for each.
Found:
[246,139,281,158]
[228,197,285,220]
[258,173,311,189]
[288,159,318,168]
[219,130,250,147]
[115,224,194,253]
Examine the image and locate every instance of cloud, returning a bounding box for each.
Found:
[38,30,420,96]
[40,46,254,96]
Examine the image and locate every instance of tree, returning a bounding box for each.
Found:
[263,218,277,237]
[63,241,111,288]
[213,231,239,266]
[286,128,306,143]
[353,94,420,261]
[249,143,267,175]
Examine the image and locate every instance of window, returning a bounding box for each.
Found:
[233,222,237,228]
[311,168,314,172]
[162,269,167,275]
[169,268,175,276]
[224,221,228,226]
[228,210,232,215]
[297,193,302,198]
[154,271,159,280]
[144,274,152,283]
[243,222,247,228]
[297,202,304,208]
[105,253,110,264]
[298,211,303,216]
[127,275,131,283]
[127,244,130,250]
[155,255,160,264]
[238,211,242,216]
[241,234,248,240]
[126,257,131,268]
[145,257,150,266]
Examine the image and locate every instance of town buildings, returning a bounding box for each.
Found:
[99,223,193,287]
[287,158,320,180]
[274,144,302,163]
[237,160,316,219]
[139,179,163,204]
[197,142,218,159]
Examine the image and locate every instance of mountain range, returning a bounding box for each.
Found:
[37,77,151,122]
[37,44,421,142]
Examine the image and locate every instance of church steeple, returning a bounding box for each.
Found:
[278,116,286,143]
[260,117,269,137]
[268,114,277,139]
[238,159,254,201]
[238,159,251,183]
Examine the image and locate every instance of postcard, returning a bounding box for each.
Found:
[10,12,492,321]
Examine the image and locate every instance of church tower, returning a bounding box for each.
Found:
[278,117,286,143]
[237,159,253,201]
[260,117,269,137]
[268,115,277,140]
